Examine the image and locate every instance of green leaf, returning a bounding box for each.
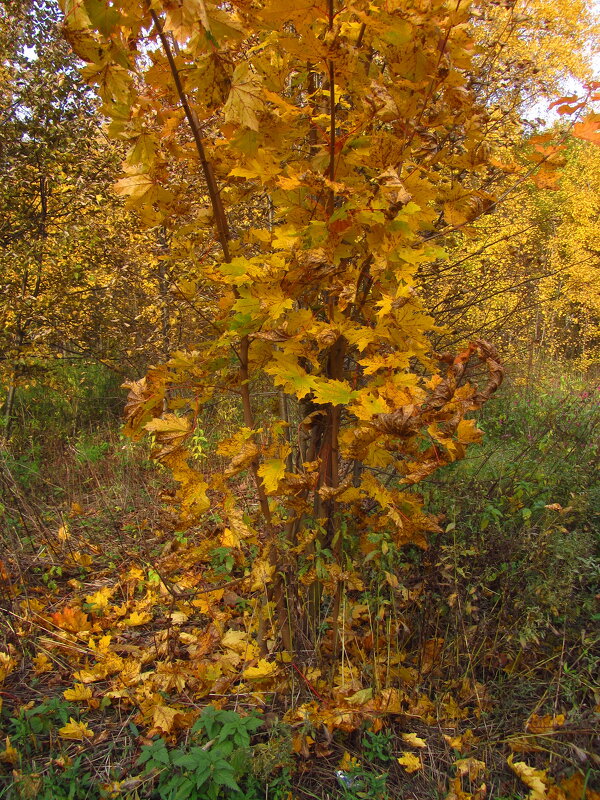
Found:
[83,0,121,34]
[213,770,241,791]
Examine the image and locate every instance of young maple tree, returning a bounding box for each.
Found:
[60,0,505,667]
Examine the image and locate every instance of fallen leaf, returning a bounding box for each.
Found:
[0,737,19,766]
[508,755,549,800]
[152,704,182,734]
[0,652,16,683]
[32,653,53,674]
[51,607,90,633]
[347,687,373,706]
[59,718,95,741]
[526,714,565,734]
[398,751,422,772]
[63,684,93,702]
[402,732,427,748]
[455,758,486,781]
[242,658,278,680]
[123,611,152,627]
[85,587,113,611]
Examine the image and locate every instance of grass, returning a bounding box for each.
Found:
[1,367,599,799]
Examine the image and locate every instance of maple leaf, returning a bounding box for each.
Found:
[85,586,113,611]
[63,683,93,702]
[572,114,600,145]
[51,607,91,634]
[402,733,427,748]
[455,758,487,781]
[508,756,549,800]
[223,63,263,131]
[0,653,16,684]
[242,659,278,680]
[346,688,373,705]
[311,378,358,406]
[82,0,121,35]
[264,352,315,399]
[59,718,95,741]
[32,653,53,674]
[397,751,422,773]
[123,611,152,627]
[152,704,184,734]
[113,172,156,202]
[456,418,484,445]
[0,737,19,766]
[526,713,565,734]
[257,457,286,494]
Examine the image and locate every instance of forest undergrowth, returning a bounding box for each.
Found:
[1,364,599,800]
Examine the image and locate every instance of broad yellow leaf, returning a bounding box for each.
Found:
[310,378,358,406]
[152,704,182,734]
[0,653,16,683]
[402,732,427,748]
[257,458,286,494]
[249,557,275,591]
[51,607,90,634]
[85,586,112,611]
[243,659,278,680]
[59,718,94,741]
[397,751,422,773]
[346,688,373,706]
[455,758,486,780]
[508,755,549,800]
[223,63,262,131]
[221,629,249,653]
[0,737,19,766]
[123,611,152,627]
[113,172,155,202]
[57,524,70,541]
[33,653,53,674]
[456,418,483,445]
[526,714,565,734]
[63,683,93,702]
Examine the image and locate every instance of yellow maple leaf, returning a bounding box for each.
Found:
[0,737,19,766]
[85,586,113,611]
[456,418,484,445]
[113,172,155,202]
[0,652,16,683]
[455,758,486,780]
[526,714,565,734]
[51,607,90,634]
[508,755,549,800]
[123,610,152,627]
[57,524,70,541]
[397,751,422,773]
[63,683,93,702]
[221,629,248,652]
[223,62,263,131]
[71,551,93,568]
[59,718,94,741]
[402,732,427,748]
[346,688,373,706]
[249,557,275,591]
[33,653,53,674]
[243,659,278,680]
[257,458,286,494]
[152,704,182,734]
